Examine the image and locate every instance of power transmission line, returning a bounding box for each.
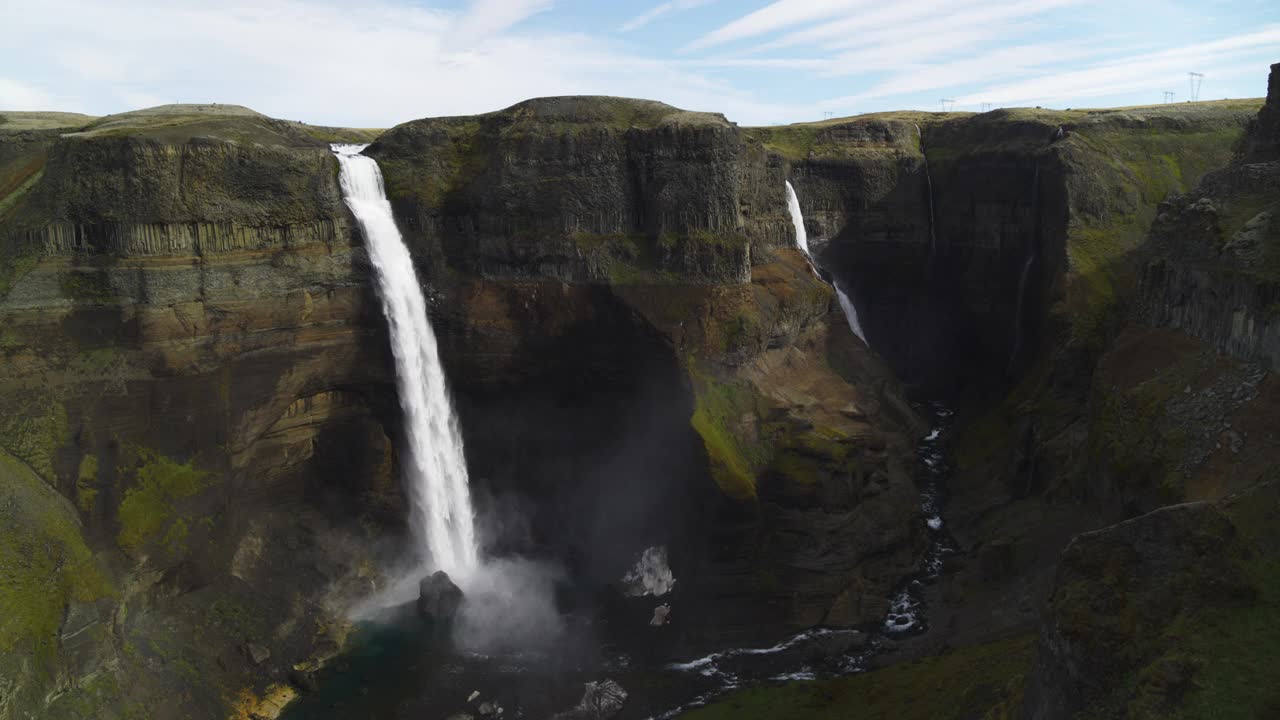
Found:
[1189,72,1204,102]
[1163,91,1175,104]
[822,111,834,120]
[940,98,956,112]
[980,102,992,112]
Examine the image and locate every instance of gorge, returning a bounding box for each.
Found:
[1,62,1278,720]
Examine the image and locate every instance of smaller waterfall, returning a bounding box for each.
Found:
[1006,162,1041,374]
[785,181,869,346]
[916,124,938,255]
[784,181,810,256]
[835,283,869,344]
[1006,254,1035,374]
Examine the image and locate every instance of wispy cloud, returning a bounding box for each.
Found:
[953,25,1280,106]
[683,0,873,52]
[1,0,793,125]
[620,0,716,33]
[0,78,54,109]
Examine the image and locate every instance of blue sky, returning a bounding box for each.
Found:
[2,0,1277,127]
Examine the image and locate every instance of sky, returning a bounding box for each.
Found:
[1,0,1277,128]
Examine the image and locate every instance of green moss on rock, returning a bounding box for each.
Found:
[116,448,211,553]
[76,454,99,514]
[0,394,68,483]
[0,449,111,703]
[688,363,766,500]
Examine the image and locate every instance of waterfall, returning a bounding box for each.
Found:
[784,181,810,256]
[915,124,937,255]
[332,144,479,580]
[835,284,869,344]
[1006,163,1041,375]
[784,180,868,345]
[1007,253,1035,374]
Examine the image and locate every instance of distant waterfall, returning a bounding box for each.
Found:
[1006,254,1035,374]
[835,284,868,344]
[332,144,479,579]
[915,124,937,255]
[1007,163,1041,375]
[784,180,868,345]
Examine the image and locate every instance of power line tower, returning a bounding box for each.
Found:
[1163,91,1175,104]
[822,111,834,120]
[1188,72,1204,102]
[980,102,992,112]
[940,98,956,112]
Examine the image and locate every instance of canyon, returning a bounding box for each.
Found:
[1,63,1277,719]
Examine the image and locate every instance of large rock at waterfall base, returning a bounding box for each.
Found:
[418,571,464,624]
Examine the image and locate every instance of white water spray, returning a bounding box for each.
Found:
[785,180,868,345]
[332,144,478,580]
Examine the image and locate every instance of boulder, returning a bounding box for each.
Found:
[418,571,464,624]
[245,642,271,666]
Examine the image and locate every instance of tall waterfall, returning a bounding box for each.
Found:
[784,181,810,256]
[332,144,478,579]
[785,180,868,345]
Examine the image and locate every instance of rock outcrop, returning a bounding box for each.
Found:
[1024,503,1256,719]
[771,101,1259,397]
[1139,64,1280,369]
[0,105,397,720]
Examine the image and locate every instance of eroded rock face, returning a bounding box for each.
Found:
[0,99,931,718]
[791,105,1258,397]
[1138,86,1280,369]
[0,107,399,720]
[1023,503,1254,720]
[1242,62,1280,163]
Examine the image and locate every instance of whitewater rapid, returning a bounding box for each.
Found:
[332,144,478,580]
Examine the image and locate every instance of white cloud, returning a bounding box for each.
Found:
[953,25,1280,106]
[0,78,54,110]
[683,0,874,52]
[620,0,716,33]
[0,0,792,126]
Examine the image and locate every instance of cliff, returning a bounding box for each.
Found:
[369,95,928,642]
[770,101,1259,396]
[0,105,398,719]
[0,98,926,717]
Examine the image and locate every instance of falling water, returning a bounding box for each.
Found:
[835,284,869,344]
[332,144,478,579]
[915,124,938,255]
[1007,163,1040,375]
[1006,255,1035,374]
[784,181,810,256]
[785,180,868,345]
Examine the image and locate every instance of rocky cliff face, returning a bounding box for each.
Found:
[0,98,928,718]
[1139,64,1280,369]
[0,106,399,719]
[369,96,927,643]
[770,102,1258,398]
